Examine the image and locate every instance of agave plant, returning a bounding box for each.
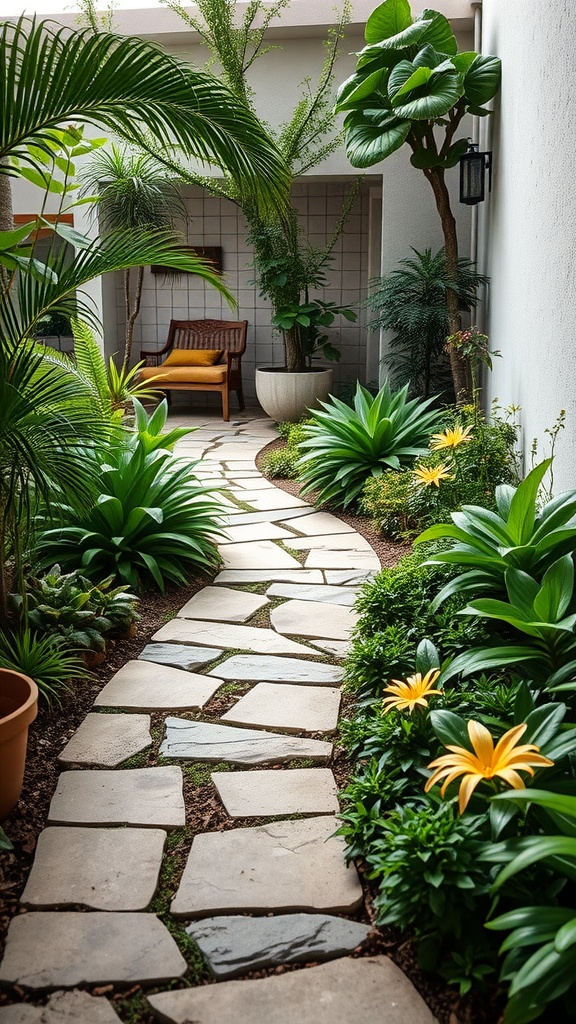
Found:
[417,460,576,609]
[297,381,441,509]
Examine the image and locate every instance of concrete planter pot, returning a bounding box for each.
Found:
[0,670,38,821]
[255,367,333,423]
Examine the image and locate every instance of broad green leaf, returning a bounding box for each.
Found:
[392,71,462,120]
[416,9,458,56]
[52,222,93,250]
[415,638,440,674]
[365,0,413,44]
[443,137,469,168]
[0,221,38,250]
[442,646,542,682]
[345,113,411,167]
[463,53,502,106]
[429,709,469,749]
[507,460,552,545]
[335,68,385,111]
[494,836,576,888]
[533,555,574,622]
[505,568,540,616]
[555,918,576,952]
[390,65,433,101]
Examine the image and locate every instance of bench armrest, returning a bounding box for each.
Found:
[140,350,160,367]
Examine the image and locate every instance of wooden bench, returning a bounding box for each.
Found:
[139,318,248,421]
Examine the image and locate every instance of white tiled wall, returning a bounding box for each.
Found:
[114,179,373,405]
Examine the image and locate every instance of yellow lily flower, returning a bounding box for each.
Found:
[414,463,453,487]
[425,721,554,814]
[382,669,442,714]
[430,424,474,450]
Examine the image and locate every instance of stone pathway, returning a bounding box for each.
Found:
[0,411,435,1024]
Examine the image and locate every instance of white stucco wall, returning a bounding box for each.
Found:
[481,0,576,490]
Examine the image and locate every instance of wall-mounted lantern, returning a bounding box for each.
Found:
[459,142,493,205]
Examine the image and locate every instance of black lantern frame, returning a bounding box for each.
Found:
[459,143,493,205]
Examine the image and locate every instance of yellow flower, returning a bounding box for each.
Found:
[382,669,442,714]
[414,463,453,487]
[430,424,474,450]
[425,721,554,814]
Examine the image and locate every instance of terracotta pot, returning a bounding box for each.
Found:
[255,367,333,423]
[0,670,38,821]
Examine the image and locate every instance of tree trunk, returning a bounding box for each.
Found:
[0,169,14,290]
[284,325,306,373]
[425,166,472,404]
[123,265,144,372]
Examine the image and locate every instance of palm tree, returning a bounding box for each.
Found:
[81,146,188,370]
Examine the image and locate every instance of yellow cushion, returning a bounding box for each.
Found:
[163,348,223,367]
[140,365,227,384]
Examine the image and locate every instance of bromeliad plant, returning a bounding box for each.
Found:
[297,380,441,509]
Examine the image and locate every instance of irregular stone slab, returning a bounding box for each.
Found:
[280,511,355,536]
[218,541,300,570]
[266,583,359,606]
[223,507,315,526]
[215,569,323,584]
[177,586,269,623]
[21,827,165,911]
[221,460,257,471]
[0,990,123,1023]
[160,719,332,765]
[213,768,339,818]
[237,491,308,511]
[185,914,371,980]
[171,816,361,918]
[93,660,222,711]
[289,534,372,551]
[309,639,351,659]
[325,569,377,586]
[0,913,187,990]
[227,477,276,490]
[47,767,185,829]
[305,549,380,570]
[148,955,438,1024]
[208,654,343,686]
[222,683,341,734]
[138,643,223,671]
[271,600,358,641]
[58,713,151,767]
[153,620,314,656]
[222,522,293,543]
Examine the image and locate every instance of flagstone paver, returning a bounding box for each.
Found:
[177,586,269,623]
[279,511,356,535]
[153,619,314,656]
[21,827,165,911]
[222,522,294,543]
[215,568,323,584]
[138,642,223,671]
[0,913,187,989]
[185,914,372,979]
[148,956,438,1024]
[171,817,362,917]
[266,582,359,605]
[305,549,381,570]
[208,653,344,685]
[221,682,341,734]
[218,540,301,570]
[93,660,222,711]
[0,990,123,1023]
[212,768,339,818]
[228,477,277,490]
[310,639,351,659]
[222,507,316,526]
[325,569,378,585]
[58,713,151,767]
[289,534,373,551]
[160,719,332,765]
[271,599,359,641]
[47,767,185,829]
[237,491,308,511]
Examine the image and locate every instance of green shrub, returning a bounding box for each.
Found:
[261,420,310,479]
[297,381,441,509]
[0,629,83,702]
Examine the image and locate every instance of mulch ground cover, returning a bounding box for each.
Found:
[0,445,504,1024]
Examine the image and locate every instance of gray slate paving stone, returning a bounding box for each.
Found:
[47,767,185,829]
[160,719,332,765]
[58,713,151,767]
[0,913,187,990]
[148,955,438,1024]
[21,827,166,911]
[236,491,308,511]
[186,913,372,979]
[266,583,359,605]
[325,569,377,586]
[176,586,269,623]
[0,990,123,1023]
[93,660,222,711]
[309,639,351,659]
[208,654,344,686]
[214,569,323,584]
[221,682,341,734]
[171,816,361,918]
[152,619,314,656]
[222,522,293,543]
[271,599,359,641]
[212,767,339,818]
[138,643,223,670]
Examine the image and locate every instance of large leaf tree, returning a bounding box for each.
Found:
[335,0,501,400]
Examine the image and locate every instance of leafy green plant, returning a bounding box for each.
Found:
[297,381,441,509]
[272,298,357,365]
[0,629,83,702]
[368,248,488,398]
[417,460,576,609]
[37,439,226,591]
[261,420,310,479]
[69,321,162,418]
[486,787,576,1024]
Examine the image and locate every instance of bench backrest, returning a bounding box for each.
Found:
[167,319,248,358]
